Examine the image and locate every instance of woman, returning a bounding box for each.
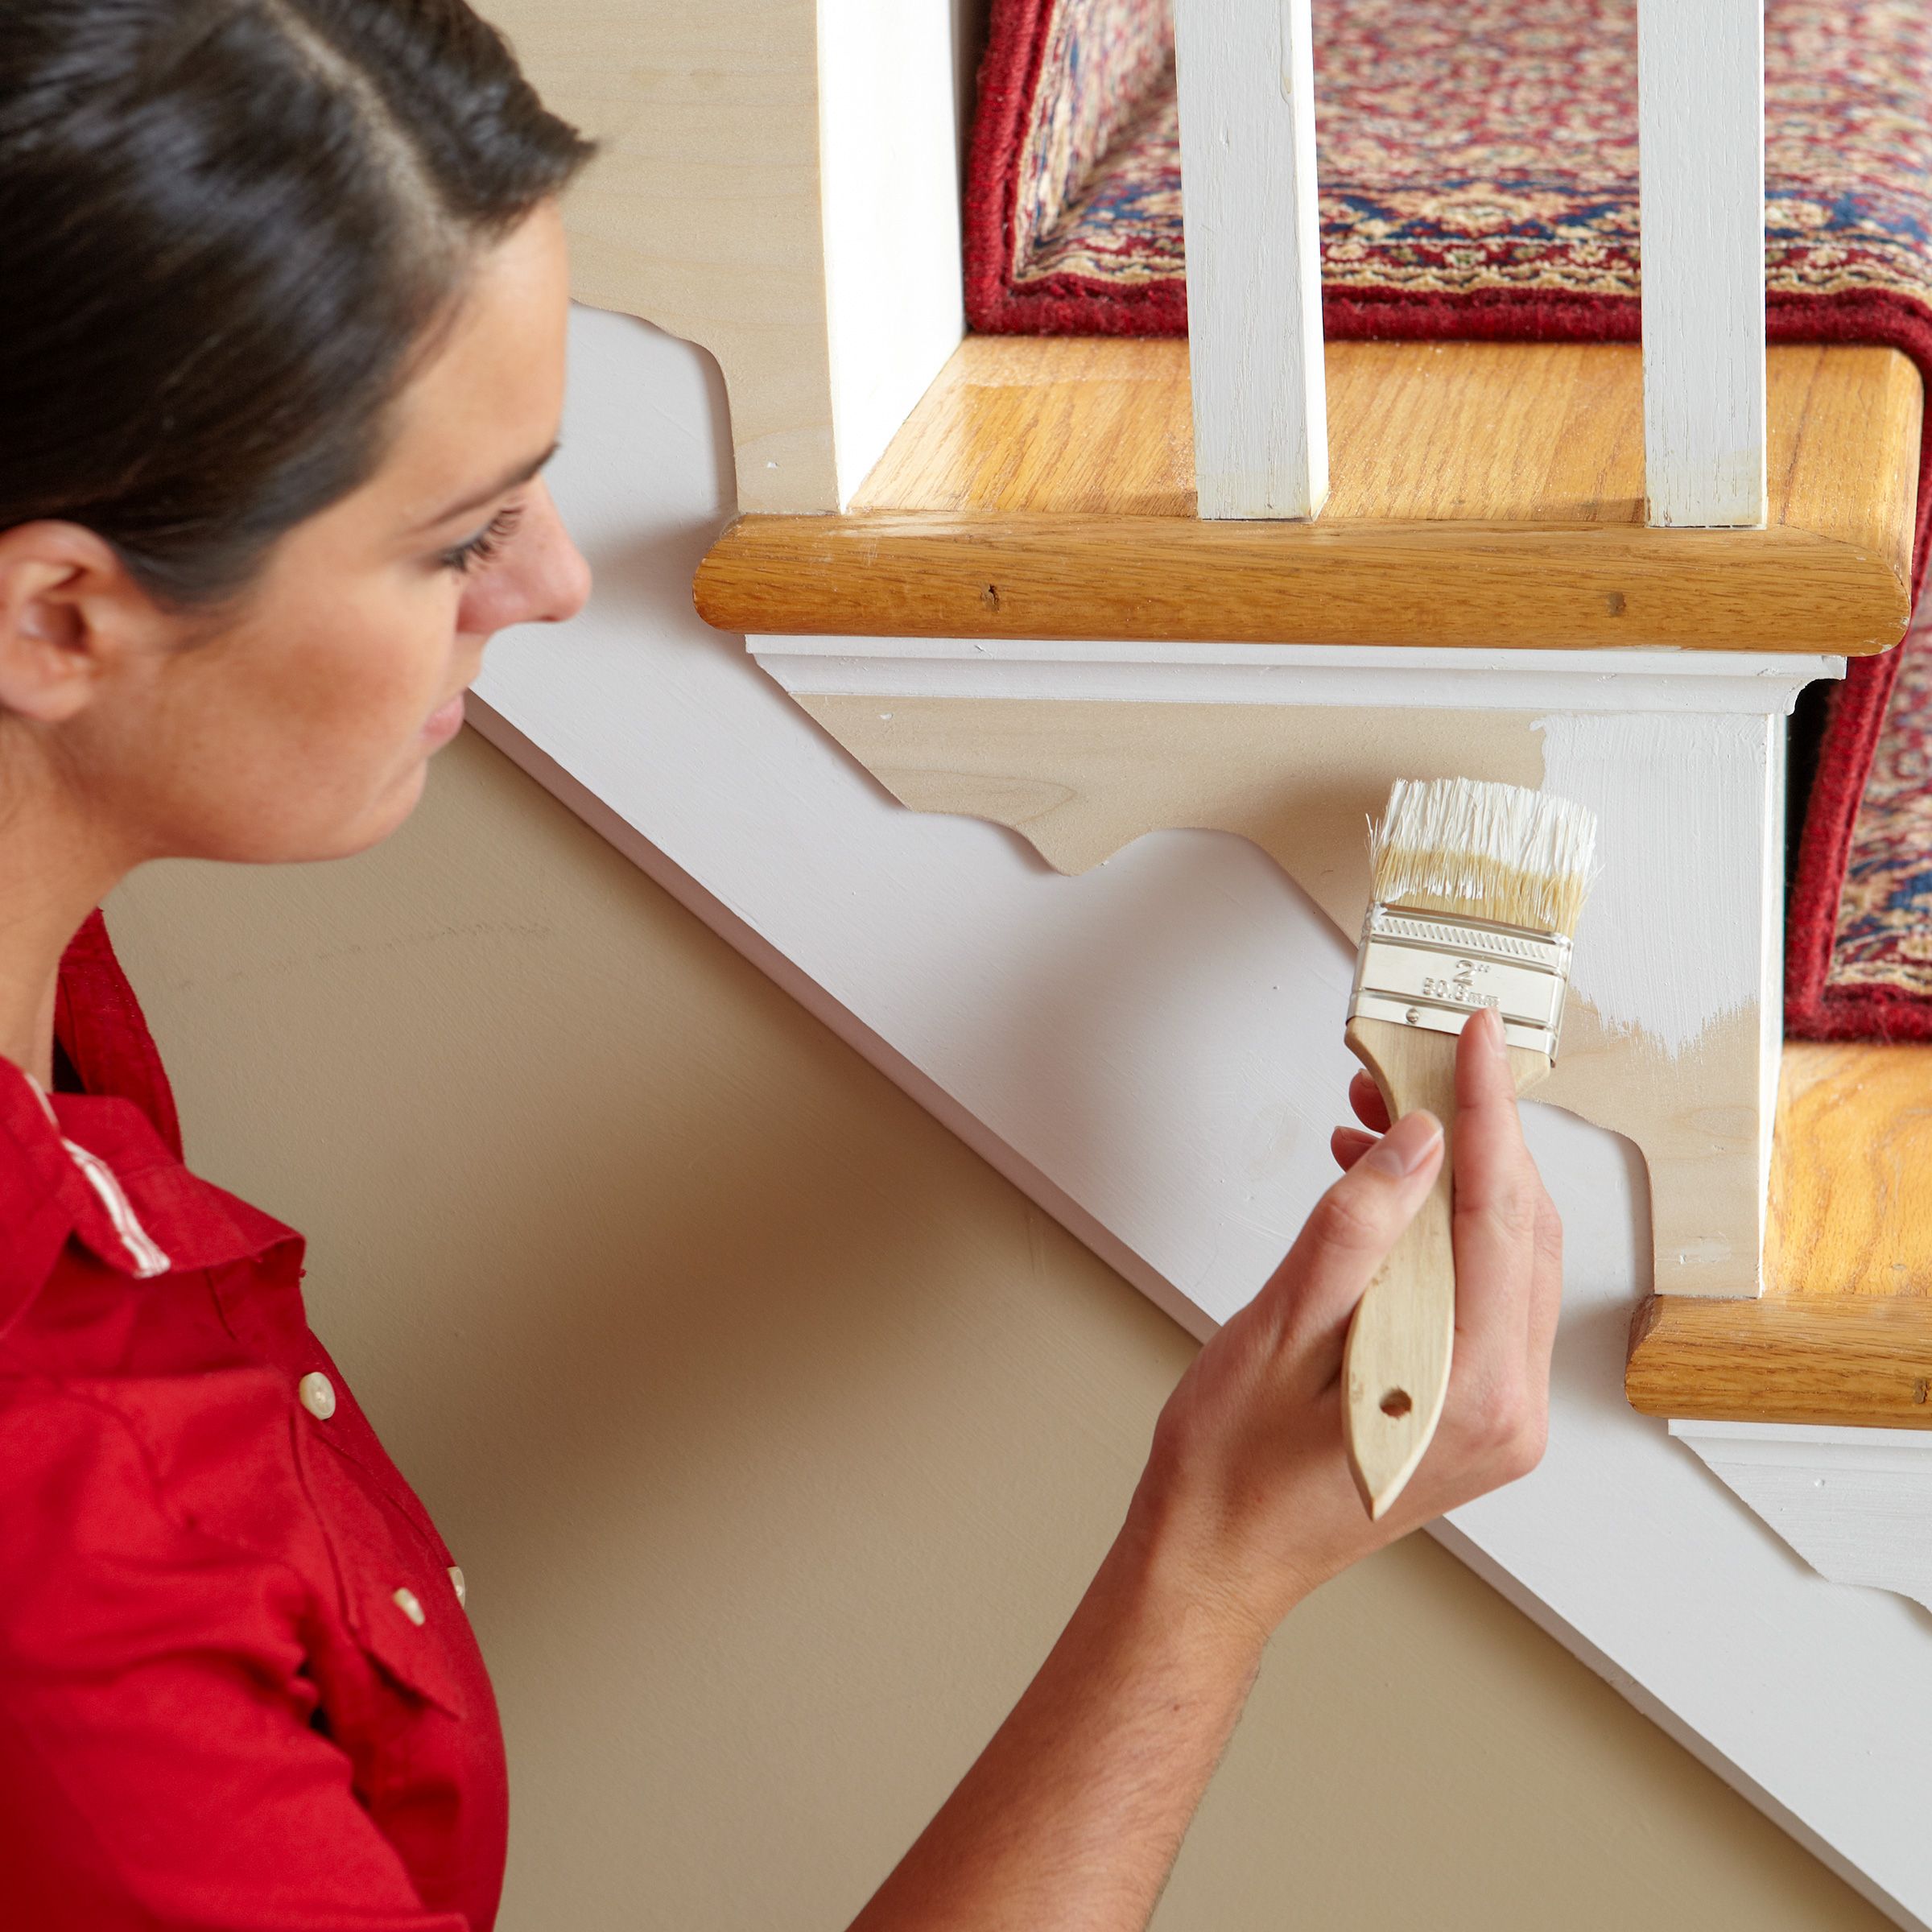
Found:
[0,3,1561,1927]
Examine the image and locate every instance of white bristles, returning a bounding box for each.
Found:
[1368,778,1600,938]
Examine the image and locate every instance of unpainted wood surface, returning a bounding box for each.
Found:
[481,0,837,509]
[1628,1043,1932,1426]
[696,338,1922,650]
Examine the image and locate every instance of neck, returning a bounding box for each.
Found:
[0,745,130,1088]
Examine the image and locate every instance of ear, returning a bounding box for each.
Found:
[0,522,167,724]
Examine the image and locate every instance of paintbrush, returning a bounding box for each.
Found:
[1342,777,1599,1519]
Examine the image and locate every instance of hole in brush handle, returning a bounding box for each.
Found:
[1380,1387,1414,1418]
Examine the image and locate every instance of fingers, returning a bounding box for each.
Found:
[1348,1071,1391,1133]
[1258,1110,1444,1346]
[1445,1008,1547,1456]
[1331,1075,1392,1171]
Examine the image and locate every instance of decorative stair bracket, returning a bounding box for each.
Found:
[1673,1420,1932,1613]
[750,634,1840,1300]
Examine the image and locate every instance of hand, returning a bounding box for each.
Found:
[1125,1006,1563,1654]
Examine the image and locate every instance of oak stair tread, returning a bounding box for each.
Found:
[1626,1042,1932,1430]
[695,336,1922,654]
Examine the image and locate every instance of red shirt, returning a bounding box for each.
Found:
[0,912,508,1929]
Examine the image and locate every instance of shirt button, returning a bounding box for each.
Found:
[448,1565,467,1606]
[393,1587,426,1627]
[297,1372,336,1420]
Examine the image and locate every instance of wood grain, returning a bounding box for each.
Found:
[695,338,1922,650]
[1628,1043,1932,1424]
[1626,1298,1932,1428]
[1765,1042,1932,1298]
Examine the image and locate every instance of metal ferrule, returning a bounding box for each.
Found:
[1347,902,1575,1059]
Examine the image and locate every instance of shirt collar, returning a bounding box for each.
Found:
[0,1063,295,1302]
[0,910,298,1330]
[54,908,183,1156]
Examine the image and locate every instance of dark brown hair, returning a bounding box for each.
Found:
[0,0,595,606]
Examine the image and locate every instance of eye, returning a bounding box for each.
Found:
[439,502,526,575]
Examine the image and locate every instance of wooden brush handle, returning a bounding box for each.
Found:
[1342,1015,1551,1519]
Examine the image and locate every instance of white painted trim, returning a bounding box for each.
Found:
[1638,0,1768,527]
[1434,1520,1926,1932]
[1672,1421,1932,1615]
[1172,0,1328,519]
[815,0,967,508]
[751,634,1841,715]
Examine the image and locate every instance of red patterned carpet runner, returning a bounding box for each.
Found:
[1829,594,1932,1022]
[966,0,1932,1038]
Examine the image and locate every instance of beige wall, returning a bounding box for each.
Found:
[108,731,1885,1931]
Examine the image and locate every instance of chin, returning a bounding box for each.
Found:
[302,760,435,864]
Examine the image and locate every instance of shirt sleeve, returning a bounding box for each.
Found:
[0,1388,470,1932]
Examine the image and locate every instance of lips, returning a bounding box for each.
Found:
[423,689,467,745]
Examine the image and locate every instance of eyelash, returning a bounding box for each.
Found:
[440,502,526,575]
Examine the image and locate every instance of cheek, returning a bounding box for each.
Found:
[167,581,459,856]
[278,584,456,746]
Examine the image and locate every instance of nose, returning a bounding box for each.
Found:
[456,479,591,635]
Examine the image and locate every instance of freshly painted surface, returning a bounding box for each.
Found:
[1536,712,1769,1054]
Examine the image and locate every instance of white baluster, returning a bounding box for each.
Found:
[1174,0,1328,520]
[1638,0,1768,527]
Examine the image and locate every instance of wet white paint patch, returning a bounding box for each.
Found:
[1535,711,1769,1055]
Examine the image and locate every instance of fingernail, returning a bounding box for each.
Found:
[1479,1005,1507,1056]
[1363,1111,1443,1177]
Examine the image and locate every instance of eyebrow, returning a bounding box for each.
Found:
[416,441,560,532]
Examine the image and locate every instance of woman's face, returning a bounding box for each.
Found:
[72,200,589,867]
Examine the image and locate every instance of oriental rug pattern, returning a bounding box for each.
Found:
[964,0,1932,1038]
